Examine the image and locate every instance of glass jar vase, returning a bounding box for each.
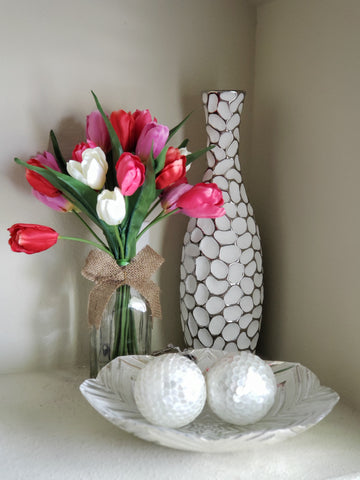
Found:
[89,284,152,377]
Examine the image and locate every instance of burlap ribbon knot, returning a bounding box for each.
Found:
[81,246,164,329]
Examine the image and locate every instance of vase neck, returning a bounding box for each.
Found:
[203,90,245,171]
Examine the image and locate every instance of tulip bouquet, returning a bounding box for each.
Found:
[8,92,225,372]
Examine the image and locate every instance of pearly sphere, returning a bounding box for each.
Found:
[134,353,206,428]
[206,352,277,425]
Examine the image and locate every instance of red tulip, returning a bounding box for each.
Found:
[116,152,145,196]
[110,109,135,152]
[26,152,61,197]
[25,152,73,212]
[110,109,157,153]
[71,140,97,162]
[176,183,225,218]
[155,147,187,190]
[8,223,59,254]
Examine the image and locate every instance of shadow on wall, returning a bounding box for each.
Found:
[158,213,189,350]
[251,103,287,361]
[46,116,87,160]
[30,254,84,370]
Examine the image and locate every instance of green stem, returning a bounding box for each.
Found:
[113,226,125,262]
[111,284,143,358]
[137,208,180,240]
[144,198,161,221]
[129,308,139,355]
[72,211,108,250]
[114,285,131,357]
[111,288,123,359]
[58,236,113,256]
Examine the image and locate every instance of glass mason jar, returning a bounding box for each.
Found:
[89,284,152,377]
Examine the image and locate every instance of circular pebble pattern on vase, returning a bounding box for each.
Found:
[180,90,264,353]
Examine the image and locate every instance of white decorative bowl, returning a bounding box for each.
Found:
[80,348,339,453]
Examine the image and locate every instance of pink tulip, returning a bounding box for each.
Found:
[110,108,157,152]
[176,183,225,218]
[86,111,111,153]
[32,190,73,212]
[116,152,145,196]
[160,180,192,212]
[133,109,155,140]
[71,140,97,162]
[135,121,169,161]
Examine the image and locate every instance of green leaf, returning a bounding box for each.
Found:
[119,187,140,238]
[91,91,122,189]
[91,91,123,155]
[167,112,192,144]
[186,145,214,167]
[104,151,117,191]
[50,130,67,174]
[154,145,168,174]
[178,138,189,149]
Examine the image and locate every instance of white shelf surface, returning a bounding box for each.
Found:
[1,367,360,480]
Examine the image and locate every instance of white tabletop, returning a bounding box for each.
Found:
[1,367,360,480]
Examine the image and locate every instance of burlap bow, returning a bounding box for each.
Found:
[81,246,164,328]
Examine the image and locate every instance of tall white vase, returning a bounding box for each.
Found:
[180,90,264,352]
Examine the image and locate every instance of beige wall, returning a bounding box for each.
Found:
[252,0,360,409]
[0,0,256,372]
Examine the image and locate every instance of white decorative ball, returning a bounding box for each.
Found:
[134,353,207,428]
[206,352,277,426]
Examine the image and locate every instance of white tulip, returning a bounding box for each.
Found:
[67,147,108,190]
[96,187,126,226]
[179,147,191,157]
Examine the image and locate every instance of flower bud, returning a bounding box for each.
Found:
[96,187,126,225]
[26,152,73,212]
[155,147,186,190]
[135,122,169,161]
[177,183,225,218]
[110,109,135,152]
[116,152,145,196]
[160,180,192,212]
[8,223,59,254]
[26,152,61,197]
[71,140,97,162]
[67,147,108,190]
[86,111,111,153]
